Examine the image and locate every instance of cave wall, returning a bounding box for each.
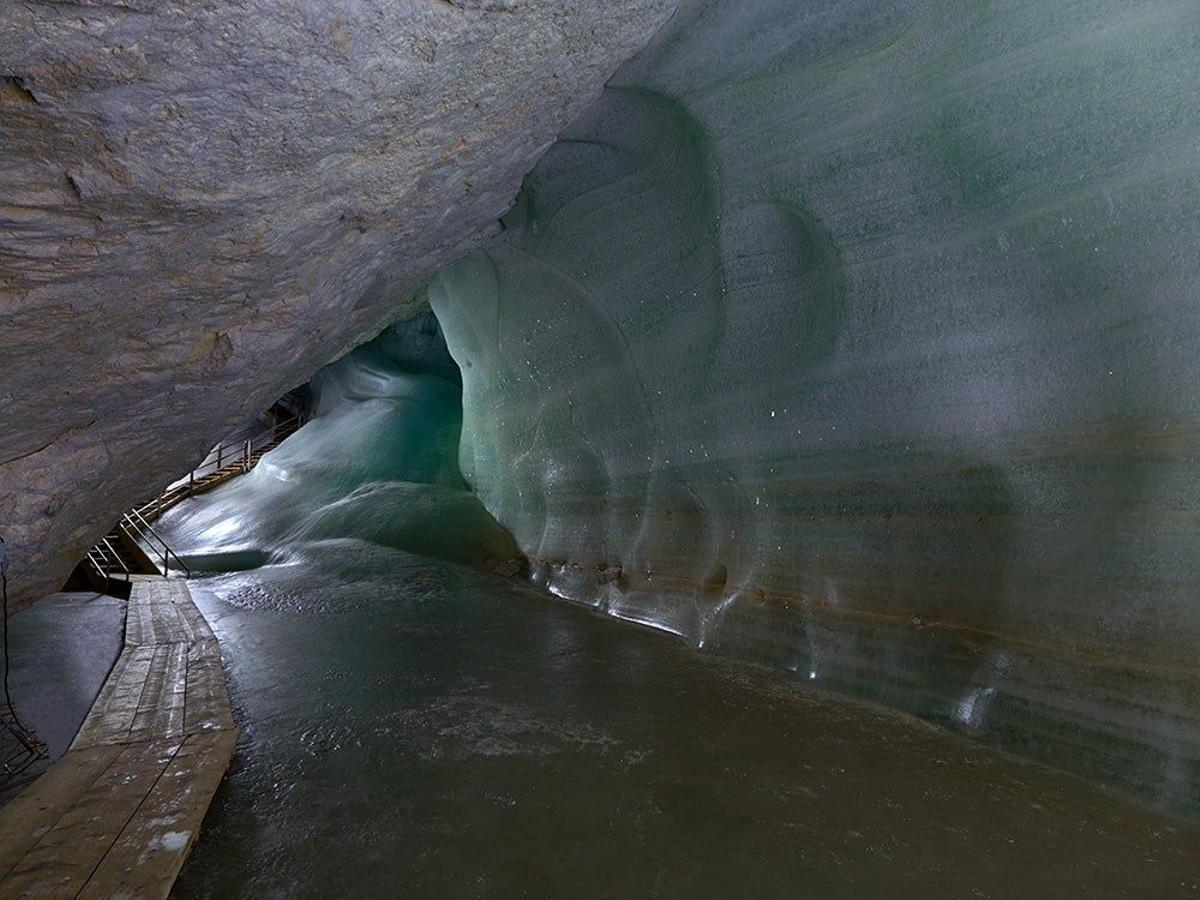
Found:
[0,0,677,609]
[428,0,1200,812]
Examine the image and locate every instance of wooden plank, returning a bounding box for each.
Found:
[141,592,161,643]
[140,581,207,645]
[184,640,235,735]
[146,601,171,644]
[134,589,155,645]
[175,595,216,644]
[0,740,182,897]
[71,645,156,750]
[3,579,235,897]
[78,731,238,900]
[168,603,195,643]
[74,644,137,727]
[148,580,189,605]
[128,645,174,743]
[157,642,189,741]
[124,594,146,646]
[140,596,163,646]
[125,582,179,645]
[130,643,187,743]
[0,745,123,879]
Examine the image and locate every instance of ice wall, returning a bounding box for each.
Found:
[158,312,520,572]
[428,0,1200,812]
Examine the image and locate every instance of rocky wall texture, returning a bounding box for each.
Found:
[428,0,1200,813]
[0,0,677,609]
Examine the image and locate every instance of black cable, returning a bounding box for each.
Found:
[0,540,47,791]
[1,556,34,738]
[3,572,22,726]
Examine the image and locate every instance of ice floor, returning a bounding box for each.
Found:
[169,542,1199,899]
[1,592,124,802]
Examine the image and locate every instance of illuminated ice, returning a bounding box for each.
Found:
[159,313,519,571]
[428,0,1200,813]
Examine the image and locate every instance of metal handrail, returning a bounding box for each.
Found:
[80,411,301,588]
[188,415,300,483]
[92,541,115,569]
[99,537,130,582]
[122,509,192,578]
[118,516,159,573]
[84,549,107,583]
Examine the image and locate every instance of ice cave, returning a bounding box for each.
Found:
[1,0,1198,896]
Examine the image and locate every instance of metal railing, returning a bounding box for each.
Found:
[81,411,302,588]
[83,537,130,587]
[97,537,130,582]
[133,414,301,520]
[186,415,301,486]
[121,509,192,577]
[83,548,111,585]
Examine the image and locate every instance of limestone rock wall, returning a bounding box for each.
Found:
[0,0,677,608]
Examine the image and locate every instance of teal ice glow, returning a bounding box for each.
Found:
[159,313,519,572]
[428,0,1200,813]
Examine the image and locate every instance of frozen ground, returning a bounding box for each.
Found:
[1,592,124,802]
[169,544,1199,899]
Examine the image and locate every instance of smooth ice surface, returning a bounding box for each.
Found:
[157,312,519,572]
[0,591,124,801]
[428,0,1200,812]
[169,546,1200,898]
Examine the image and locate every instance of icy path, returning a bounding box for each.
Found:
[171,542,1198,898]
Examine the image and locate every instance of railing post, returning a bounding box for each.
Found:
[188,470,195,496]
[244,438,251,471]
[217,445,223,469]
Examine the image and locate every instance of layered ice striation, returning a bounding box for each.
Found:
[427,0,1200,812]
[158,312,520,573]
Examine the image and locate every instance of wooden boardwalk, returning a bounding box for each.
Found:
[0,580,236,898]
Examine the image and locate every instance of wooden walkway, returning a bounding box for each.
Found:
[0,580,236,898]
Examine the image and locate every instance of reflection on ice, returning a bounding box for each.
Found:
[201,518,243,544]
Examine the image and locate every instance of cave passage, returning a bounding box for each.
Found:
[4,0,1200,894]
[154,311,521,577]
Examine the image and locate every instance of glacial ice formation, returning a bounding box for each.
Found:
[158,313,519,572]
[426,0,1200,812]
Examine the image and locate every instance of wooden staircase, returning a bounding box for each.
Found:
[138,413,299,522]
[77,412,302,596]
[80,510,190,598]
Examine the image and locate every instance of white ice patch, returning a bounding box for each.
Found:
[141,830,192,863]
